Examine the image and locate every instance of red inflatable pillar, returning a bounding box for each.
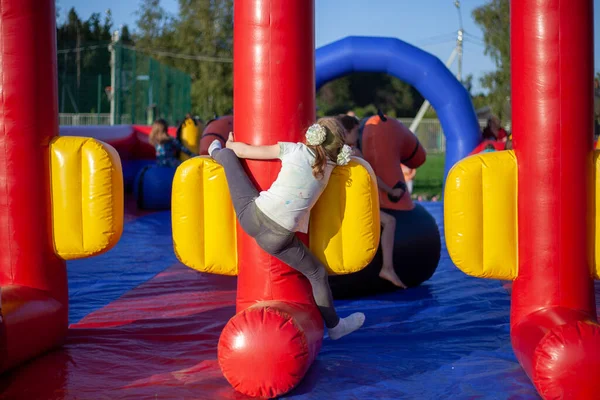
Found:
[511,0,600,398]
[0,0,68,372]
[217,1,323,398]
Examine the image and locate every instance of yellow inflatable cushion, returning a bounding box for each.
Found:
[444,150,518,280]
[50,137,123,260]
[172,157,380,276]
[446,150,600,280]
[172,157,238,275]
[309,158,380,274]
[594,151,600,279]
[179,118,200,161]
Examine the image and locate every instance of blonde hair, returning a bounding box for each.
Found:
[306,117,346,179]
[149,119,169,146]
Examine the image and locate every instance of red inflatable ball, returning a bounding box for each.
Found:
[511,307,600,400]
[199,116,233,155]
[218,302,323,398]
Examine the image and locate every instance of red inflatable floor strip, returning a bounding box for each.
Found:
[2,264,239,399]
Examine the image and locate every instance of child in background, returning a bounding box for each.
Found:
[208,118,365,340]
[482,115,508,142]
[149,119,197,167]
[337,114,362,156]
[337,114,407,289]
[401,164,416,194]
[482,144,496,153]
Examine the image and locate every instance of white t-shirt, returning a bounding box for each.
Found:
[255,142,334,233]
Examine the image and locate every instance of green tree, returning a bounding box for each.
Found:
[472,0,510,119]
[57,8,117,114]
[174,0,233,117]
[316,73,424,119]
[135,0,174,50]
[377,75,421,117]
[102,9,114,39]
[316,77,353,116]
[134,0,233,119]
[121,25,134,45]
[84,13,102,41]
[462,73,489,112]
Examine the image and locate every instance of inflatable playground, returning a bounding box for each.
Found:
[0,1,599,399]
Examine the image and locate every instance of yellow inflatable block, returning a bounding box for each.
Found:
[172,157,238,275]
[444,150,518,280]
[50,137,124,260]
[172,157,379,276]
[179,118,200,161]
[309,158,380,274]
[594,151,600,279]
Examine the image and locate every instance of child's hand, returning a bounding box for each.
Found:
[226,132,234,149]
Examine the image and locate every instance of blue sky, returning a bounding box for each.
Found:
[58,0,600,93]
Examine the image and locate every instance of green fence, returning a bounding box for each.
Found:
[58,42,192,126]
[114,44,191,125]
[58,43,111,120]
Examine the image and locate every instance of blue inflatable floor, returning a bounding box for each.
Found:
[6,202,600,399]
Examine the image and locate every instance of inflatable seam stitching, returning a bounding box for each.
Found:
[79,140,86,251]
[100,140,117,250]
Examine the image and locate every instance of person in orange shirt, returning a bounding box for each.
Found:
[362,114,426,212]
[363,114,429,284]
[328,113,440,297]
[337,114,406,288]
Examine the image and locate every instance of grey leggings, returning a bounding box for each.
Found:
[213,148,340,328]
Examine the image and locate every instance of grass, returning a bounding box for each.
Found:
[412,153,444,199]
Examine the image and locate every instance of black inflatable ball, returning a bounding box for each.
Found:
[328,204,441,299]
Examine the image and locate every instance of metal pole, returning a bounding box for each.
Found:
[60,51,67,113]
[97,74,101,124]
[147,59,154,125]
[60,84,66,114]
[455,1,464,82]
[117,41,123,124]
[131,50,136,124]
[457,29,463,82]
[109,31,119,125]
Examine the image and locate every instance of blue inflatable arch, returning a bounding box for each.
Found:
[315,36,481,180]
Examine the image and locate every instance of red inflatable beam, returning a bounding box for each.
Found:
[511,0,600,398]
[468,140,506,155]
[217,1,323,398]
[0,0,68,371]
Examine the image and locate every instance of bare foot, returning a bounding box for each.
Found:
[379,267,407,289]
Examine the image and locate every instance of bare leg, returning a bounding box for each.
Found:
[379,210,407,288]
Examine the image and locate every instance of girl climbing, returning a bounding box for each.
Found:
[208,117,365,340]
